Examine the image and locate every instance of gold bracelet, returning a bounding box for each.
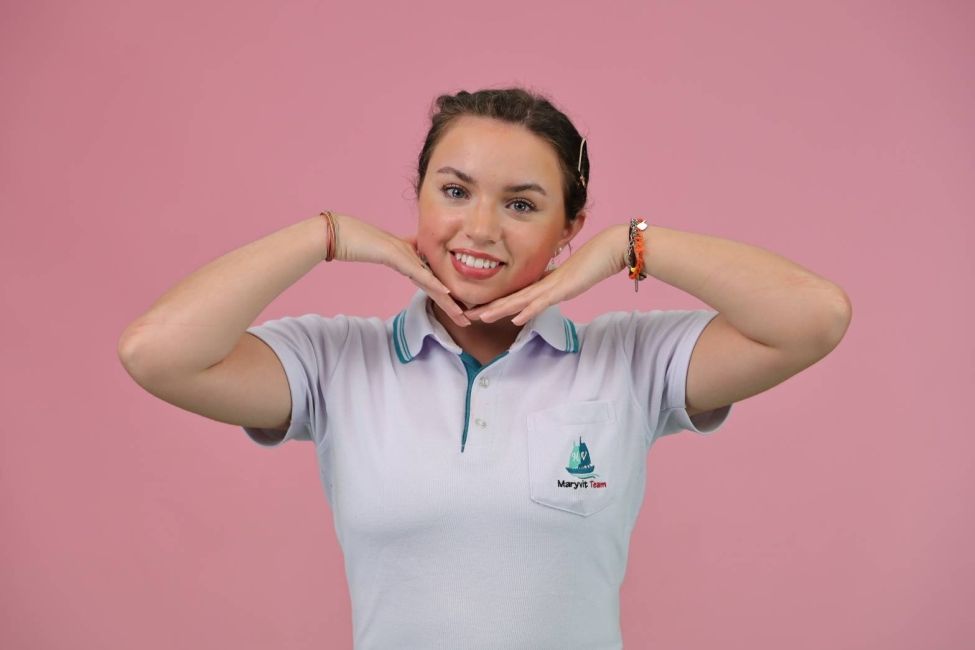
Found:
[320,211,336,262]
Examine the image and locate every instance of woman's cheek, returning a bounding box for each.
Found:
[508,255,550,289]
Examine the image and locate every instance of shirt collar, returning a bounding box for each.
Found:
[392,289,579,363]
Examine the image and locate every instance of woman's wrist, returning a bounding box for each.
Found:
[609,222,631,273]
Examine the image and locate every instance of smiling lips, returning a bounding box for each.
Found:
[450,250,505,279]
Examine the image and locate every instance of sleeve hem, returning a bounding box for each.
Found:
[664,403,733,436]
[663,311,733,436]
[241,327,311,447]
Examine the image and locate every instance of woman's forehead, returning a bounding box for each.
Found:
[431,116,562,182]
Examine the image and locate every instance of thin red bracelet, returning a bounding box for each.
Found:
[320,210,336,262]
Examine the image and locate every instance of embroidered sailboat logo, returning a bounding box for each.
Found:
[565,436,597,479]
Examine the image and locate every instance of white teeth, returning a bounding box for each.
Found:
[454,252,500,269]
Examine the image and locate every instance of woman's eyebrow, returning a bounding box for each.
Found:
[436,166,547,196]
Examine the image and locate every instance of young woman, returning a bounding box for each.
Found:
[119,87,851,648]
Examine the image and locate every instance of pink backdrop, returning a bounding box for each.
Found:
[2,1,972,648]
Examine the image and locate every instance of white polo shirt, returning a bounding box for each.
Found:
[243,289,732,649]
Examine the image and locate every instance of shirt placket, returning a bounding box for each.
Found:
[459,354,505,453]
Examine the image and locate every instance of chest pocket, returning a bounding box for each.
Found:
[526,400,619,517]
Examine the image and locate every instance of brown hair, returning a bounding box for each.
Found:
[413,87,590,222]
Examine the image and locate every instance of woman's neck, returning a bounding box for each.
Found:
[430,300,523,365]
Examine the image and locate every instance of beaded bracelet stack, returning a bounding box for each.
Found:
[626,218,649,292]
[320,210,337,262]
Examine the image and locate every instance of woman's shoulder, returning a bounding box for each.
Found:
[577,308,718,343]
[577,308,662,331]
[582,307,715,326]
[249,311,391,345]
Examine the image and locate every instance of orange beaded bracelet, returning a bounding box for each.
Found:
[626,218,649,292]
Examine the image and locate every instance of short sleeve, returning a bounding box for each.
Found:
[615,309,733,443]
[241,313,350,447]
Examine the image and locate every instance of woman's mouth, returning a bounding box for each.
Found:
[450,251,505,279]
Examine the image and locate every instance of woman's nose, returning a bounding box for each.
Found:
[464,201,502,243]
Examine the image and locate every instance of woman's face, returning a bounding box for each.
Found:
[417,115,585,310]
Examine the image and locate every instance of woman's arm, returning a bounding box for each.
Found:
[639,224,852,416]
[117,212,466,430]
[464,222,852,416]
[641,224,851,350]
[118,215,330,378]
[117,215,338,431]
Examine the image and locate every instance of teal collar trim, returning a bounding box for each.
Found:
[458,350,508,453]
[392,311,412,363]
[392,289,580,364]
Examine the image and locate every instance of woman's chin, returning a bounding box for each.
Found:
[445,289,499,313]
[449,294,485,311]
[446,279,539,313]
[450,296,478,311]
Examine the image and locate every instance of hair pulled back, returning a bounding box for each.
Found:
[413,87,590,222]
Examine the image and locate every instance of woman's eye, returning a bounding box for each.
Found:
[510,199,536,213]
[443,185,467,199]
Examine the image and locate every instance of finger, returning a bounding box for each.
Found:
[399,235,430,268]
[479,294,534,323]
[407,276,470,326]
[493,279,562,324]
[425,272,450,296]
[463,303,496,321]
[418,273,460,315]
[465,294,516,322]
[511,298,548,326]
[395,252,468,326]
[400,254,450,296]
[407,268,450,297]
[429,290,471,326]
[438,299,472,327]
[477,282,548,322]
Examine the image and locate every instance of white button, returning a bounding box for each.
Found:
[474,418,487,428]
[478,377,490,388]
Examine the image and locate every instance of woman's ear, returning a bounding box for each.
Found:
[559,211,587,248]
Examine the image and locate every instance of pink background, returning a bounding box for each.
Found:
[2,1,972,648]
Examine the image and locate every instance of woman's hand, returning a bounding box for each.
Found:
[330,213,471,327]
[464,223,630,326]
